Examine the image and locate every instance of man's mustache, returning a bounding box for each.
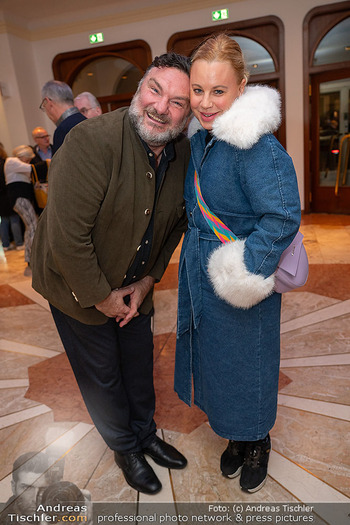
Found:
[146,108,171,125]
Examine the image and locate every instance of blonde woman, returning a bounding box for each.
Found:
[175,34,301,493]
[4,145,38,275]
[0,143,24,251]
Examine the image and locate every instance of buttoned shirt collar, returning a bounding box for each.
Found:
[140,139,175,170]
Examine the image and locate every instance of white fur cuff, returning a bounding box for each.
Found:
[207,240,275,309]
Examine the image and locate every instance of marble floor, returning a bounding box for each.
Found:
[0,214,349,524]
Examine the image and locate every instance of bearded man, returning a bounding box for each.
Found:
[31,53,191,495]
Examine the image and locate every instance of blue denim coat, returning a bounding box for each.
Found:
[175,86,301,441]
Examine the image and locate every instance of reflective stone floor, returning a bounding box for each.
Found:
[0,214,349,524]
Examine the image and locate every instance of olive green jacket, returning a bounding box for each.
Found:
[31,108,190,325]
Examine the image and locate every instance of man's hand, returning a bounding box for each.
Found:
[95,286,135,318]
[95,276,155,327]
[117,276,156,327]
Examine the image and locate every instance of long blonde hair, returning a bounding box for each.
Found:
[191,33,249,84]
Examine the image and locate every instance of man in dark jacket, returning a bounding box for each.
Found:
[31,53,191,495]
[39,81,86,155]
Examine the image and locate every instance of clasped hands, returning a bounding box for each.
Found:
[95,275,155,327]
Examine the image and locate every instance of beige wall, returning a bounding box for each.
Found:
[0,0,344,207]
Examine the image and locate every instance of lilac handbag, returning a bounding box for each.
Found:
[274,231,309,293]
[194,170,309,294]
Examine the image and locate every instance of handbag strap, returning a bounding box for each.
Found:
[194,170,237,243]
[31,164,39,184]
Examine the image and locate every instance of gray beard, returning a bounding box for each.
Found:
[129,95,188,147]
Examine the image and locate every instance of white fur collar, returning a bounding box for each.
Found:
[188,85,281,150]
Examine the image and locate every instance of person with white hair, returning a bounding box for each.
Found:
[40,80,86,154]
[4,145,38,275]
[74,92,102,119]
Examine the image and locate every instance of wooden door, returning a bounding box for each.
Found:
[310,69,350,213]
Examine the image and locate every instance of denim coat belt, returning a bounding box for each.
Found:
[177,223,222,337]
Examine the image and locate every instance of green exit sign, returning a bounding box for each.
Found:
[212,9,229,21]
[89,32,104,44]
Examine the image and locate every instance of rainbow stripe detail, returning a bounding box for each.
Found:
[194,170,237,244]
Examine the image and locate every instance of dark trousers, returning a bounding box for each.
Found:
[50,305,157,453]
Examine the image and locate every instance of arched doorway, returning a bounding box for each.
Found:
[52,40,152,112]
[304,2,350,213]
[70,56,144,113]
[168,16,286,146]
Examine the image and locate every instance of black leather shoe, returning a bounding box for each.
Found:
[114,451,162,494]
[143,435,187,469]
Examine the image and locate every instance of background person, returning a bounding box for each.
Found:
[74,92,102,118]
[31,127,52,162]
[30,128,51,215]
[31,53,191,496]
[0,143,24,251]
[39,80,86,155]
[175,34,301,493]
[4,145,38,275]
